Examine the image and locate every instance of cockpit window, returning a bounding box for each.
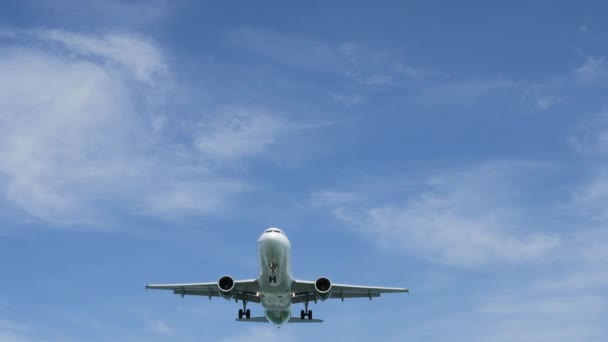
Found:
[265,229,283,234]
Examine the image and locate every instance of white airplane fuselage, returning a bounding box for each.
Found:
[257,228,293,325]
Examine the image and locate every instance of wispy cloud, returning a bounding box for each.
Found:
[576,56,608,83]
[572,169,608,222]
[35,29,169,83]
[310,190,362,207]
[570,110,608,155]
[194,107,285,162]
[320,161,560,268]
[24,0,171,28]
[220,327,299,342]
[473,293,606,342]
[569,111,608,222]
[227,27,341,73]
[226,27,439,87]
[409,79,519,106]
[517,55,608,111]
[532,94,568,111]
[0,319,31,342]
[145,319,173,335]
[0,30,291,228]
[328,93,365,106]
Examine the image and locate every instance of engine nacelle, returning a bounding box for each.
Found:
[217,275,235,299]
[314,277,332,301]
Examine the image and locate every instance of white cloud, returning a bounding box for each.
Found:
[393,63,447,81]
[410,79,519,106]
[329,93,364,106]
[533,267,608,292]
[141,180,251,217]
[34,29,168,83]
[473,293,606,342]
[310,190,362,207]
[227,27,341,72]
[227,27,436,87]
[569,111,608,155]
[0,30,287,228]
[572,170,608,222]
[0,332,31,342]
[532,94,567,111]
[146,319,173,335]
[576,56,608,83]
[220,327,299,342]
[0,47,139,225]
[327,161,560,268]
[194,108,285,162]
[569,111,608,223]
[0,319,31,342]
[24,0,170,28]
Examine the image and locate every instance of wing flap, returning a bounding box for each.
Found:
[146,279,260,302]
[291,279,408,303]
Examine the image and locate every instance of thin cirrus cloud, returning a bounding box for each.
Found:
[523,56,608,111]
[226,27,529,109]
[219,327,298,342]
[36,29,169,83]
[0,29,285,227]
[194,107,286,162]
[22,0,171,28]
[569,111,608,222]
[473,294,606,342]
[226,26,435,86]
[576,56,608,84]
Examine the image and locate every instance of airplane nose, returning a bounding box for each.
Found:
[258,230,290,249]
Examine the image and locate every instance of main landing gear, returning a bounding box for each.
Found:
[238,300,251,319]
[300,297,313,320]
[300,309,313,320]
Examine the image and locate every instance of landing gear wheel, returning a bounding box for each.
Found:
[300,310,305,319]
[307,310,313,320]
[246,309,251,319]
[238,309,244,319]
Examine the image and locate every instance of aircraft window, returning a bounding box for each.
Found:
[266,229,283,234]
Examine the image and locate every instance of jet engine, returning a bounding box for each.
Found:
[217,275,235,299]
[314,277,332,301]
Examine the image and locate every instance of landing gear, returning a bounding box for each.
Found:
[238,300,251,319]
[301,295,313,320]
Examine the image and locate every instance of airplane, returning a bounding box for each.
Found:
[146,227,408,325]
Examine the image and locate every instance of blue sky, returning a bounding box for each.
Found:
[1,1,608,341]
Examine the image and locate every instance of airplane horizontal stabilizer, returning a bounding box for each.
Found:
[288,317,324,323]
[235,317,268,323]
[235,317,324,323]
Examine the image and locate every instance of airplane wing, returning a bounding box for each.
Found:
[291,279,408,304]
[146,279,261,303]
